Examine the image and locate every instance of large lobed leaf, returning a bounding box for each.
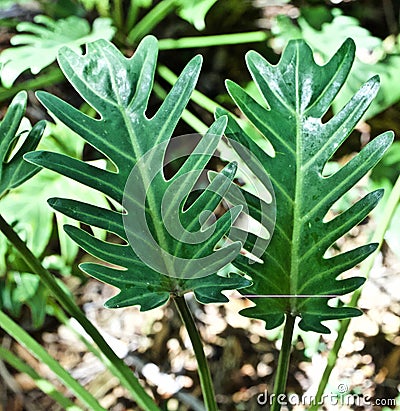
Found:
[25,37,250,310]
[217,39,393,333]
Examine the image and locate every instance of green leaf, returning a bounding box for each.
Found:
[0,167,109,261]
[177,0,218,31]
[0,119,108,262]
[25,37,250,311]
[0,90,45,197]
[137,0,152,7]
[0,16,115,87]
[272,11,400,119]
[217,39,393,333]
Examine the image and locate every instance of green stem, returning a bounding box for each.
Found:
[0,346,83,411]
[310,174,400,411]
[157,65,275,155]
[126,0,177,45]
[271,313,296,411]
[158,31,268,50]
[0,68,65,103]
[0,310,105,410]
[309,317,350,410]
[157,65,223,114]
[125,0,141,33]
[173,295,218,411]
[112,0,124,30]
[49,301,105,359]
[0,214,160,411]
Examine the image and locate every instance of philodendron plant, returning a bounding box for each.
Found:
[13,35,391,410]
[24,36,250,411]
[217,38,393,409]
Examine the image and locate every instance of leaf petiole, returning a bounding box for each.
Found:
[271,313,296,411]
[126,0,177,45]
[173,295,218,411]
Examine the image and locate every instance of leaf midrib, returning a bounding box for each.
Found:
[290,42,303,314]
[100,46,175,279]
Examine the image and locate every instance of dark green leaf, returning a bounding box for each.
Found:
[26,37,250,310]
[272,12,400,119]
[218,39,393,333]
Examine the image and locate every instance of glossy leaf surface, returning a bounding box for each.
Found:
[218,39,393,333]
[25,37,249,310]
[273,12,400,120]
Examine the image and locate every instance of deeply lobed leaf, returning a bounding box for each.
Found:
[25,37,250,310]
[218,39,393,333]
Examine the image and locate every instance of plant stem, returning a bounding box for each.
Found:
[0,67,65,103]
[310,174,400,410]
[0,310,105,410]
[112,0,124,30]
[125,0,140,33]
[309,317,350,411]
[271,313,296,411]
[0,346,82,411]
[173,295,218,411]
[158,31,268,50]
[157,65,223,114]
[126,0,177,45]
[157,65,275,155]
[0,214,160,411]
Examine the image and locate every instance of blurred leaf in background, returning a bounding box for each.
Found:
[0,15,115,87]
[177,0,218,31]
[0,0,32,10]
[0,118,109,265]
[0,271,47,329]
